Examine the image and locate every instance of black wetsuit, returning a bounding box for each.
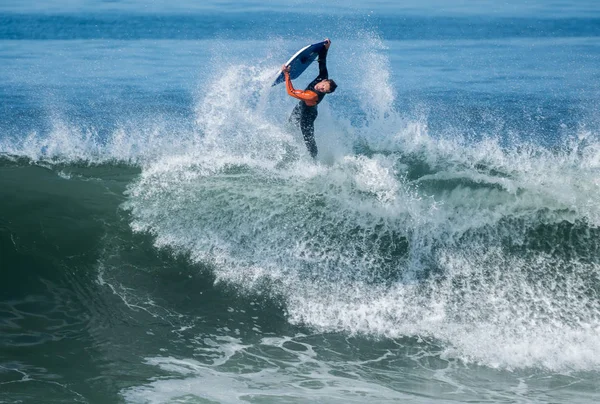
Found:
[288,47,329,158]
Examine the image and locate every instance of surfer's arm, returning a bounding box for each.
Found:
[316,40,329,80]
[307,39,330,88]
[284,70,319,106]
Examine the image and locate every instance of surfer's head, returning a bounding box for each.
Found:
[315,79,337,94]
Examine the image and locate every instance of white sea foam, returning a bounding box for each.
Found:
[121,336,420,404]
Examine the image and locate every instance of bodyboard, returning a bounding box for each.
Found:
[271,41,327,87]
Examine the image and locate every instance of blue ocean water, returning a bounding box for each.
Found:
[1,1,600,403]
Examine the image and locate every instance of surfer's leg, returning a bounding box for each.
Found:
[288,104,302,129]
[302,126,317,158]
[300,109,318,158]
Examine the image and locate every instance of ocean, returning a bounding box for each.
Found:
[1,0,600,402]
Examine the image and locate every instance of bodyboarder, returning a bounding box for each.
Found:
[282,38,337,158]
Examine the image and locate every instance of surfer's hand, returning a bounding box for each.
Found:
[281,64,290,73]
[324,38,331,49]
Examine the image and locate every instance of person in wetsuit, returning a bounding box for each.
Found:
[282,38,337,158]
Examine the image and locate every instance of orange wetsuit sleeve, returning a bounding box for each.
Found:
[284,71,319,107]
